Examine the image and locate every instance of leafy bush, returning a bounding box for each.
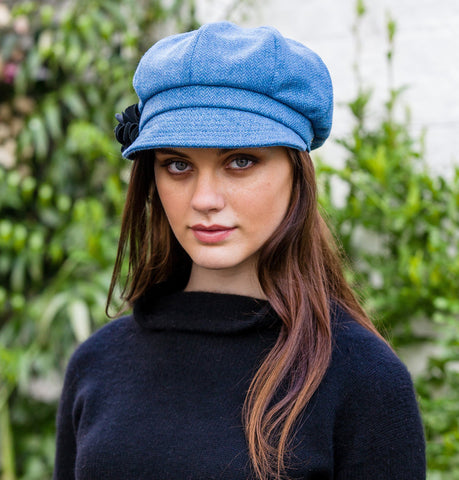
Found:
[317,4,459,478]
[0,1,199,478]
[1,0,457,478]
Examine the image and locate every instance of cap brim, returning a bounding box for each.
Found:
[122,107,308,159]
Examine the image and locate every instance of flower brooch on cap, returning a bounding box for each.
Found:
[114,104,140,152]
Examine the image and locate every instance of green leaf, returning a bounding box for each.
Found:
[42,97,62,140]
[356,0,366,17]
[61,85,86,117]
[38,292,71,344]
[68,300,91,343]
[28,116,49,159]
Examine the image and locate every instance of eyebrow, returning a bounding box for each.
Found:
[216,148,235,156]
[155,147,242,158]
[155,148,191,158]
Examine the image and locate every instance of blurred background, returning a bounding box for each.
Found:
[0,0,458,478]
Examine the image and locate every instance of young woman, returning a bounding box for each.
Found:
[53,22,426,480]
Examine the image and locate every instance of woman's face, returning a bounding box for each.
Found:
[154,147,293,274]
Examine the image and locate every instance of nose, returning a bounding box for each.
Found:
[190,172,225,214]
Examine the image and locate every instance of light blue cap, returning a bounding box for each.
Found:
[122,21,333,159]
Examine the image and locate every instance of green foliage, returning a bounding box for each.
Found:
[1,0,457,478]
[317,4,459,478]
[0,1,199,478]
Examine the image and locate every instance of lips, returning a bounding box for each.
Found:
[190,224,236,244]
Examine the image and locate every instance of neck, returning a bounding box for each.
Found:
[184,260,266,300]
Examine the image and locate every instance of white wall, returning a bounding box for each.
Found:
[197,0,459,175]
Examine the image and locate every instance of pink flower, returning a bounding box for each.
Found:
[3,63,18,84]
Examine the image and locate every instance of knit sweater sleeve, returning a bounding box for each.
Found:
[332,322,426,479]
[52,345,82,480]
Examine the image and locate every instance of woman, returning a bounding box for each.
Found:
[53,22,425,479]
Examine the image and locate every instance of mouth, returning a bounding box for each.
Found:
[190,224,236,244]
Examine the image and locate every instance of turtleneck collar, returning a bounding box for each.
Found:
[134,287,280,334]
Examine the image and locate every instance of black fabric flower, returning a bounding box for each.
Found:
[114,104,140,152]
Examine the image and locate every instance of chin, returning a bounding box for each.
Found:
[191,258,242,271]
[190,250,253,272]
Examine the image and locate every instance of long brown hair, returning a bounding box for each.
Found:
[107,148,386,479]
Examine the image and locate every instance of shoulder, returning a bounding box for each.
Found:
[326,307,421,417]
[64,314,138,375]
[328,309,426,476]
[328,307,423,438]
[331,307,411,387]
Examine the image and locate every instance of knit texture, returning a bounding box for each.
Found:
[53,291,426,479]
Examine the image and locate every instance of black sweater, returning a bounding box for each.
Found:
[53,291,426,479]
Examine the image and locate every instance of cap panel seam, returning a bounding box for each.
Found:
[187,25,205,83]
[268,31,279,95]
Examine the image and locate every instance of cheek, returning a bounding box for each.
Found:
[235,176,291,232]
[155,183,186,231]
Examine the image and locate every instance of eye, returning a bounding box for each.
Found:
[228,157,255,170]
[167,160,191,174]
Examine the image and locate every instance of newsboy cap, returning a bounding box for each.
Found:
[122,21,333,159]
